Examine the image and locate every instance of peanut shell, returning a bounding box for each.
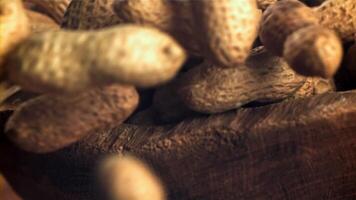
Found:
[177,47,306,113]
[316,0,356,42]
[259,0,319,56]
[0,0,30,68]
[191,0,261,66]
[5,84,138,153]
[284,25,343,78]
[6,25,186,93]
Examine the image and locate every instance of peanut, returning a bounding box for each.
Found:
[259,0,319,56]
[259,0,343,78]
[5,25,186,93]
[26,10,60,33]
[284,25,343,78]
[177,47,306,113]
[315,0,356,42]
[0,0,30,68]
[5,84,138,153]
[100,155,165,200]
[62,0,121,30]
[191,0,261,66]
[115,0,260,64]
[24,0,70,24]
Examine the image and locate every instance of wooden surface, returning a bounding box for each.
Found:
[1,91,356,200]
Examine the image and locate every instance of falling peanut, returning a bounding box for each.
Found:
[100,155,166,200]
[5,25,186,93]
[191,0,261,66]
[284,25,343,78]
[259,0,343,78]
[5,84,139,153]
[0,0,30,68]
[259,0,319,56]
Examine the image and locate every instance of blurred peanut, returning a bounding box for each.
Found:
[259,0,343,78]
[191,0,261,66]
[0,0,29,69]
[5,25,186,93]
[100,155,165,200]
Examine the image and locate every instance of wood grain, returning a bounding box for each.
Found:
[1,91,356,200]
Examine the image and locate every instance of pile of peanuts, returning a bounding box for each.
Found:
[0,0,355,199]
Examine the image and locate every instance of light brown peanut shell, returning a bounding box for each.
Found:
[26,10,60,33]
[177,47,306,113]
[5,84,139,153]
[191,0,261,67]
[62,0,121,30]
[283,25,343,78]
[259,0,319,56]
[100,155,166,200]
[0,0,30,68]
[5,25,186,93]
[24,0,70,24]
[316,0,356,42]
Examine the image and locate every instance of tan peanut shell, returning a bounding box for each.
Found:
[24,0,70,24]
[316,0,356,42]
[284,25,343,78]
[5,84,139,153]
[62,0,121,30]
[0,0,30,68]
[191,0,261,67]
[259,0,319,56]
[114,0,199,55]
[26,10,60,33]
[6,25,186,93]
[177,47,306,113]
[100,155,165,200]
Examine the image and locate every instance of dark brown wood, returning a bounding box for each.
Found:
[1,91,356,200]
